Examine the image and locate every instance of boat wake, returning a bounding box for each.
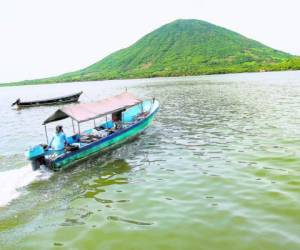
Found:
[0,165,52,207]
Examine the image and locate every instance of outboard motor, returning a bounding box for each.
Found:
[25,145,46,170]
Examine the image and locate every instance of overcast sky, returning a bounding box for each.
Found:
[0,0,299,82]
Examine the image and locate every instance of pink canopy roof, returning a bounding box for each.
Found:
[43,92,142,124]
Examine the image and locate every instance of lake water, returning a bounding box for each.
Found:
[0,71,300,250]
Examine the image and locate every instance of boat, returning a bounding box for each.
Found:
[11,91,83,108]
[25,92,159,171]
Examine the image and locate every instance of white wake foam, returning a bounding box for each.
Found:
[0,165,50,207]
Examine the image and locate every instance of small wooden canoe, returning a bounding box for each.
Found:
[12,91,83,108]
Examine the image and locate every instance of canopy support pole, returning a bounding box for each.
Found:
[72,119,75,134]
[150,97,155,112]
[77,122,81,134]
[44,125,49,145]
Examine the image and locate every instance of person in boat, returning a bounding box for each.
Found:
[49,125,68,150]
[112,110,123,130]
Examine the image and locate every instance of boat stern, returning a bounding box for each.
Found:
[25,145,46,170]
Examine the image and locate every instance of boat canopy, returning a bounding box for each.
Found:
[43,92,142,125]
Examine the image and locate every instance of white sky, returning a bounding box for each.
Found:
[0,0,299,82]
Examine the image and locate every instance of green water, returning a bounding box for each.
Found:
[1,71,300,250]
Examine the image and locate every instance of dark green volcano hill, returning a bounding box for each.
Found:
[6,19,300,85]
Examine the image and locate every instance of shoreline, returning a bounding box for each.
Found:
[1,69,300,88]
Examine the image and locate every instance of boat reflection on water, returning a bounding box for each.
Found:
[82,159,131,200]
[61,158,133,212]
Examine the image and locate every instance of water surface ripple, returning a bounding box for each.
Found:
[0,71,300,250]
